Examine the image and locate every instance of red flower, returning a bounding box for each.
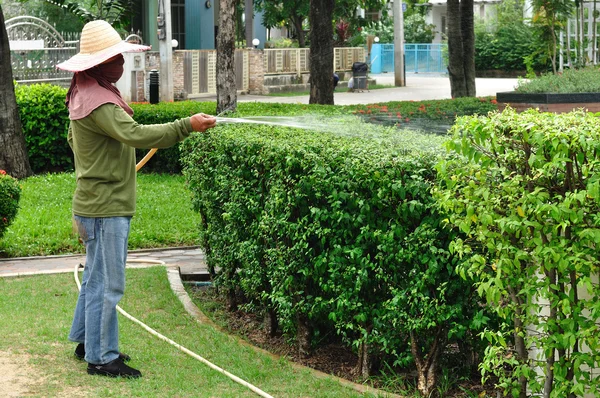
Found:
[357,27,362,32]
[0,170,6,175]
[491,99,498,104]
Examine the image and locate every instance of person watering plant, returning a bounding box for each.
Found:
[57,20,216,379]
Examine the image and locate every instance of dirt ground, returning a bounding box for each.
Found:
[0,350,40,397]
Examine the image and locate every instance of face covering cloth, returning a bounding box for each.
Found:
[66,55,134,120]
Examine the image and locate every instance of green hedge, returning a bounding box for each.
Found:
[0,170,21,240]
[436,107,600,397]
[180,119,488,395]
[15,84,72,173]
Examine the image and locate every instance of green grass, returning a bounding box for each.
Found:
[0,267,378,397]
[0,173,200,258]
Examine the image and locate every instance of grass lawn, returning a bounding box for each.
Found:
[0,266,378,397]
[0,173,201,258]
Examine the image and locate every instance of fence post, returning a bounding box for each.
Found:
[297,49,301,79]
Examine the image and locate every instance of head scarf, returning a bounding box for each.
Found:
[66,55,134,120]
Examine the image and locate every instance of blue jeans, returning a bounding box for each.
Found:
[69,216,131,365]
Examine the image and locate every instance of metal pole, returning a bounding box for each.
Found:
[393,0,405,87]
[158,0,173,101]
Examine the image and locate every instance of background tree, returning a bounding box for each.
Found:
[308,0,335,105]
[531,0,574,73]
[308,0,387,104]
[403,13,435,43]
[216,0,237,114]
[0,4,33,178]
[447,0,476,97]
[254,0,309,47]
[43,0,133,31]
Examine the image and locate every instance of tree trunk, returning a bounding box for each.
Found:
[308,0,334,105]
[447,0,476,98]
[265,307,278,337]
[0,5,32,179]
[355,340,376,379]
[217,0,238,114]
[460,0,476,96]
[291,14,306,48]
[297,312,312,359]
[410,327,445,398]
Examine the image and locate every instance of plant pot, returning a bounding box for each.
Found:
[496,91,600,113]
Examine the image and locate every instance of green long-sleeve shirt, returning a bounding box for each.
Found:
[67,104,193,217]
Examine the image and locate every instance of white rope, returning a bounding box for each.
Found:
[73,260,274,398]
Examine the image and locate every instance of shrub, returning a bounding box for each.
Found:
[181,119,489,396]
[14,84,72,173]
[436,107,600,397]
[0,170,21,240]
[475,21,547,72]
[515,66,600,93]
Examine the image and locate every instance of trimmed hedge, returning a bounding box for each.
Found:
[15,84,72,173]
[180,119,488,394]
[0,170,21,240]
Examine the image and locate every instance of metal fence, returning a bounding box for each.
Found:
[7,16,79,84]
[370,43,448,74]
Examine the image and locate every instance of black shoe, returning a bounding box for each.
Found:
[74,343,131,362]
[87,357,142,378]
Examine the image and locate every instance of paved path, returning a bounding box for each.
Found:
[192,73,521,105]
[0,74,519,279]
[0,247,207,278]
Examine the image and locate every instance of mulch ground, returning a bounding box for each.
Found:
[189,286,494,397]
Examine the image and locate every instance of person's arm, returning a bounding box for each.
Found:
[90,104,215,149]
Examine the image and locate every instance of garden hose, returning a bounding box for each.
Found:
[136,148,158,171]
[73,261,274,398]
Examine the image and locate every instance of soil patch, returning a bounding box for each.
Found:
[188,287,493,397]
[0,350,40,397]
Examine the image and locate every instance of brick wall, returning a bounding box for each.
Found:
[247,49,266,95]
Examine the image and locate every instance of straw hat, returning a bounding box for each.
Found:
[56,20,151,72]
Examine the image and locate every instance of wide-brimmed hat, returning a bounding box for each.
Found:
[56,20,151,72]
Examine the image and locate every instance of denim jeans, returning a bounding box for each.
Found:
[69,215,131,365]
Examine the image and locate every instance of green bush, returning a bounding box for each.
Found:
[0,170,21,240]
[181,119,489,395]
[15,84,72,173]
[515,66,600,93]
[475,21,547,72]
[436,107,600,397]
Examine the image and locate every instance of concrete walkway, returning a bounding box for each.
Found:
[192,73,521,105]
[0,246,207,278]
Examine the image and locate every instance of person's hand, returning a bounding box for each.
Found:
[190,113,217,132]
